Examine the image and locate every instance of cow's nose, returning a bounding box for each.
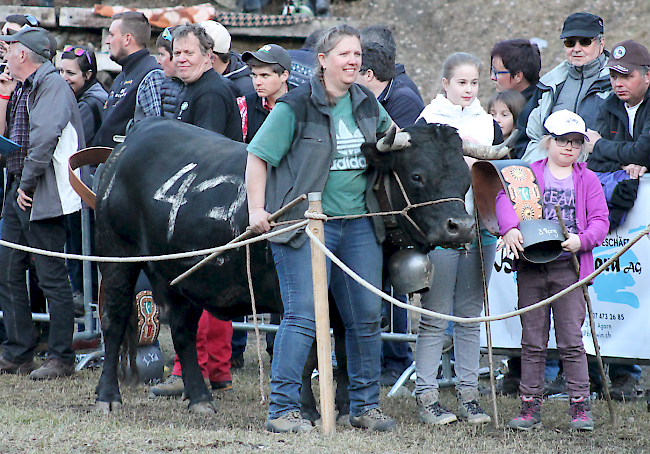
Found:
[446,216,475,236]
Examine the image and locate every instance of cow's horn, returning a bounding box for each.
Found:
[462,129,519,160]
[376,126,411,152]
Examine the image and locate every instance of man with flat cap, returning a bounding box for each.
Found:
[583,40,650,402]
[0,27,84,379]
[514,12,611,162]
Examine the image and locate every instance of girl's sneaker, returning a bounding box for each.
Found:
[568,396,593,431]
[506,396,542,430]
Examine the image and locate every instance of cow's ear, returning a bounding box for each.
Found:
[361,141,393,170]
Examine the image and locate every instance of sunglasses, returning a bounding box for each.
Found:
[63,45,92,65]
[161,27,173,42]
[563,37,596,48]
[2,14,39,35]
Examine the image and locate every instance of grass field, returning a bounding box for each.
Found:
[0,326,649,453]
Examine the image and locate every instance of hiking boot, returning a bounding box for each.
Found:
[568,396,593,431]
[457,389,491,424]
[417,391,457,425]
[150,374,184,397]
[609,374,639,402]
[0,356,37,375]
[211,380,233,391]
[266,410,314,433]
[544,373,567,397]
[507,396,542,430]
[349,407,396,432]
[29,358,75,380]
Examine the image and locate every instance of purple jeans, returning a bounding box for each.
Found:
[517,259,589,399]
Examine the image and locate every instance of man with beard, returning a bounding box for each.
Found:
[93,12,164,148]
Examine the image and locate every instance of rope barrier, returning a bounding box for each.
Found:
[0,220,308,263]
[305,223,650,324]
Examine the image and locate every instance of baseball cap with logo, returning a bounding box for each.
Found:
[0,26,51,59]
[606,40,650,74]
[199,20,231,54]
[560,12,604,38]
[544,109,589,140]
[242,44,292,73]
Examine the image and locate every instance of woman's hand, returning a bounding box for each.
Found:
[249,207,271,234]
[561,233,581,253]
[498,228,524,259]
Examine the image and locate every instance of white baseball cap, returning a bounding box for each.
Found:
[199,20,231,54]
[543,110,589,140]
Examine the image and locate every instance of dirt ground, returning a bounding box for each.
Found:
[1,327,650,454]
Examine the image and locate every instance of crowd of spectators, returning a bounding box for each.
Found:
[0,9,647,434]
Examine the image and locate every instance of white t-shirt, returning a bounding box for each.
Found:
[625,101,642,135]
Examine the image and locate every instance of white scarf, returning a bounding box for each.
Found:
[417,94,494,146]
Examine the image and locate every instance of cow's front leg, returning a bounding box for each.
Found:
[169,303,215,413]
[95,263,141,413]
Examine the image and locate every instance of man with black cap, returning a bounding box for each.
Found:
[514,12,611,162]
[583,40,650,402]
[0,27,84,379]
[238,44,292,142]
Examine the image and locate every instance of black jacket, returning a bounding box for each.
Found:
[224,53,254,97]
[394,63,423,102]
[160,77,185,119]
[378,78,424,128]
[93,49,161,147]
[175,69,243,141]
[588,89,650,172]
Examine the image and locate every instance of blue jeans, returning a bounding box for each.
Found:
[268,218,382,419]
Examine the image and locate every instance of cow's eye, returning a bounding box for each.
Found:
[411,174,422,183]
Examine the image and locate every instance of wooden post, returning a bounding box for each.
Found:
[308,192,335,435]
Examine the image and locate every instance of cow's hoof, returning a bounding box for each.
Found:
[95,401,122,413]
[189,401,217,414]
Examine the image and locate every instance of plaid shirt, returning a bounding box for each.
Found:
[136,69,165,117]
[8,79,33,176]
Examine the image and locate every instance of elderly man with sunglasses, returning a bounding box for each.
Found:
[514,12,611,162]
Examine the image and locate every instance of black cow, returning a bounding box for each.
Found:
[94,117,496,414]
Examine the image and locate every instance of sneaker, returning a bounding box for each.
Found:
[211,380,233,391]
[544,373,567,397]
[29,358,75,380]
[497,372,520,396]
[457,390,491,424]
[379,369,400,387]
[568,396,593,431]
[0,356,37,375]
[230,355,244,369]
[349,407,396,432]
[506,396,542,430]
[266,410,314,433]
[417,392,457,425]
[150,374,184,397]
[609,375,640,402]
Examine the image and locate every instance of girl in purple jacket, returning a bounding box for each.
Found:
[496,110,608,431]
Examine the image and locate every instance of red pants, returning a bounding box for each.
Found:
[172,310,232,382]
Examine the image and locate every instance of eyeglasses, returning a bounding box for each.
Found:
[63,45,92,65]
[563,37,596,48]
[161,27,173,42]
[491,67,510,78]
[553,137,584,149]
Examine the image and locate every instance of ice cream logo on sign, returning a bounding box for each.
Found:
[591,225,645,309]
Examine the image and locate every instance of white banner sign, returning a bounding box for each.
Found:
[481,175,650,360]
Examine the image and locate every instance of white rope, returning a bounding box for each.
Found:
[0,220,308,263]
[305,224,650,324]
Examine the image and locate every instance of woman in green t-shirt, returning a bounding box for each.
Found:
[245,24,395,433]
